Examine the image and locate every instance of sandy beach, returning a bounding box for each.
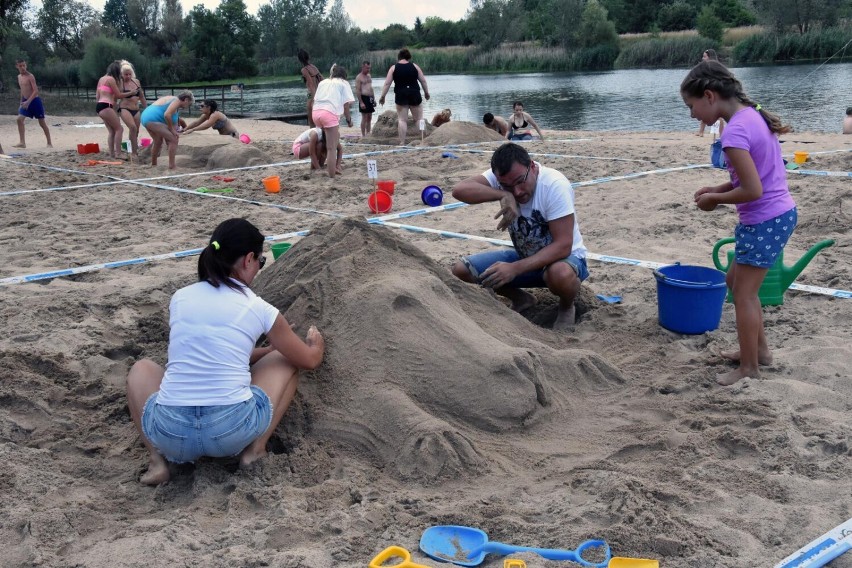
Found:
[1,111,850,567]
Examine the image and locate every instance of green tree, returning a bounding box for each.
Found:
[711,0,757,27]
[184,0,257,79]
[752,0,843,34]
[657,1,696,31]
[599,0,629,33]
[578,0,618,48]
[256,0,326,60]
[36,0,100,58]
[102,0,135,39]
[80,34,143,84]
[696,5,724,42]
[159,0,184,55]
[421,16,463,46]
[465,0,509,49]
[0,0,28,53]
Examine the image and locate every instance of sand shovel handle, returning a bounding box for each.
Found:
[474,539,610,567]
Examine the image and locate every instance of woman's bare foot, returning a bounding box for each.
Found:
[13,143,25,148]
[716,367,759,386]
[553,304,576,331]
[239,446,268,469]
[719,348,773,366]
[140,453,170,485]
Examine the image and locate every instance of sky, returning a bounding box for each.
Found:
[73,0,470,32]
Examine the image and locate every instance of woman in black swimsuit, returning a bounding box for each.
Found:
[119,60,147,157]
[298,49,323,128]
[509,101,544,141]
[183,100,240,138]
[378,48,430,146]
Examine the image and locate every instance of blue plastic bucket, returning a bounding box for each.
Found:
[654,264,727,334]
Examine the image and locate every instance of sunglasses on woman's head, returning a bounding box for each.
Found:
[258,254,266,269]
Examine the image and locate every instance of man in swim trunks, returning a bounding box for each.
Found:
[355,60,375,137]
[15,59,52,149]
[483,113,510,139]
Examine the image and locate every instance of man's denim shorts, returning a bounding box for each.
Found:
[735,207,797,269]
[141,385,273,464]
[460,248,589,288]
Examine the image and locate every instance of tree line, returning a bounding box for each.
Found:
[0,0,849,88]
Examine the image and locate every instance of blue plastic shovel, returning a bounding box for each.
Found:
[419,525,611,567]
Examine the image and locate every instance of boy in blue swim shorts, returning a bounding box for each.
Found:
[15,59,52,149]
[451,143,589,331]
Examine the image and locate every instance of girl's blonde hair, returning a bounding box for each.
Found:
[681,61,791,135]
[119,60,137,80]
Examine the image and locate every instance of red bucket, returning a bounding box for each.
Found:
[368,190,393,213]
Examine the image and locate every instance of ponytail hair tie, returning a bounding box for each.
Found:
[755,104,762,111]
[211,240,220,250]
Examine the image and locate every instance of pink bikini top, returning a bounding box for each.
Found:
[97,83,114,104]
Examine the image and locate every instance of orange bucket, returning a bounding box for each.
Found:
[262,176,281,193]
[793,151,809,165]
[376,180,396,195]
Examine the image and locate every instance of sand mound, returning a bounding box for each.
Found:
[363,110,435,145]
[206,144,272,169]
[423,120,507,145]
[253,218,624,482]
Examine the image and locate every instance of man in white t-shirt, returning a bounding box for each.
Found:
[451,143,588,330]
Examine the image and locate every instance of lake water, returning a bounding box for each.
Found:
[235,62,851,133]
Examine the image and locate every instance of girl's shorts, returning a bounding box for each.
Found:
[292,140,303,156]
[735,207,797,268]
[141,385,273,464]
[312,109,340,128]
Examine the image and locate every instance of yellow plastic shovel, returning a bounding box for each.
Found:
[608,558,659,568]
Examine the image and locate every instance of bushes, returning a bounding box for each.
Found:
[79,36,148,85]
[615,35,716,68]
[733,28,852,64]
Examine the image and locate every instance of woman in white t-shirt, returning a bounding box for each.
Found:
[125,218,325,485]
[311,64,355,178]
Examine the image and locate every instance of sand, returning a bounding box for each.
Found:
[1,113,851,568]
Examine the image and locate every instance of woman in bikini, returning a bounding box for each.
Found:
[182,100,240,138]
[298,49,323,127]
[96,60,137,158]
[509,101,544,141]
[118,60,147,158]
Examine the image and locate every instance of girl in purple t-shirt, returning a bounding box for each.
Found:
[681,61,797,387]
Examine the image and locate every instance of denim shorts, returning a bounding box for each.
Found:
[735,207,797,268]
[141,385,273,464]
[460,248,588,288]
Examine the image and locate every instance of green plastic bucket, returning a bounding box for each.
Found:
[271,242,291,260]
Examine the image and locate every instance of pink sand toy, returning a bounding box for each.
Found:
[239,134,251,144]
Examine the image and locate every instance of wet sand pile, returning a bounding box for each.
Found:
[423,120,508,146]
[253,218,623,481]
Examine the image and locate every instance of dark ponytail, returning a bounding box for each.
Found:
[681,60,791,135]
[198,218,265,292]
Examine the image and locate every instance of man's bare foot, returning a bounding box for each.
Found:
[140,453,170,485]
[553,304,576,331]
[239,446,267,469]
[718,348,773,366]
[47,143,53,148]
[13,143,25,148]
[716,367,759,386]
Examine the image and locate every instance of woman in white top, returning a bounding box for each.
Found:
[310,64,355,178]
[126,218,325,485]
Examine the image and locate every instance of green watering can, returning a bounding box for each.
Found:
[712,237,834,306]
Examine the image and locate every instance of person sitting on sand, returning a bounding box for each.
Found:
[483,113,510,138]
[450,142,588,331]
[509,101,545,141]
[431,108,452,127]
[125,218,326,485]
[182,100,240,138]
[844,107,852,134]
[292,126,343,174]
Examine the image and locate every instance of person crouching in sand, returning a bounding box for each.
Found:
[450,142,589,331]
[292,126,343,174]
[125,218,325,485]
